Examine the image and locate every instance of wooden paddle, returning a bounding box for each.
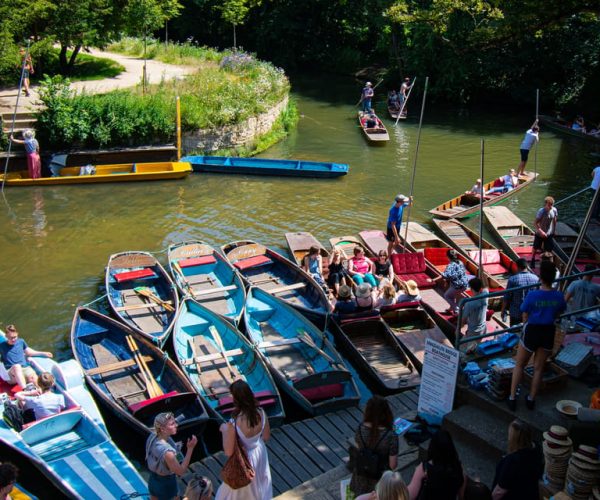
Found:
[125,335,153,397]
[209,325,237,380]
[172,262,194,294]
[126,335,163,398]
[134,287,175,312]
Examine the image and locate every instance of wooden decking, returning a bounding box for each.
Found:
[183,389,419,495]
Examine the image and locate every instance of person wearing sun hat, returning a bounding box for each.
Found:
[360,81,374,113]
[396,279,421,303]
[386,194,413,256]
[355,283,376,312]
[332,284,357,314]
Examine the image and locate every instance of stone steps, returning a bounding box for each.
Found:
[2,112,37,134]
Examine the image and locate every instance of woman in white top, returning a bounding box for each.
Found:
[16,372,65,420]
[216,380,272,500]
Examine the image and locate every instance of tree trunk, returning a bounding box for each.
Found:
[59,45,68,73]
[67,45,82,73]
[233,24,236,49]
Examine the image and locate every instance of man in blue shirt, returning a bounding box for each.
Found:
[0,325,53,388]
[501,259,539,326]
[360,82,374,113]
[386,194,412,255]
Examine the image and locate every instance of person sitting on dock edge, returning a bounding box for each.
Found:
[517,120,539,176]
[0,325,53,388]
[386,194,412,255]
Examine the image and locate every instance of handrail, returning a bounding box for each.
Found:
[454,267,599,349]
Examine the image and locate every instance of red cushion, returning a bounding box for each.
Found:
[514,246,534,256]
[113,268,156,283]
[402,273,434,289]
[297,383,343,402]
[468,249,500,264]
[234,255,272,270]
[424,247,449,266]
[483,263,509,275]
[179,255,217,268]
[493,178,504,187]
[391,252,426,274]
[216,390,276,412]
[128,391,178,414]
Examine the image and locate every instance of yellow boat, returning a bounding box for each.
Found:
[0,161,192,186]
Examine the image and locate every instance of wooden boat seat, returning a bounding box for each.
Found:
[190,336,241,398]
[181,348,244,366]
[179,255,217,268]
[258,338,303,349]
[85,356,153,376]
[113,268,157,283]
[114,301,172,312]
[270,282,306,294]
[258,322,315,380]
[392,252,435,289]
[192,285,237,297]
[467,249,510,275]
[293,370,350,402]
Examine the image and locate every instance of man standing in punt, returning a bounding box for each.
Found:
[517,120,540,176]
[531,196,557,268]
[386,194,412,255]
[360,82,374,113]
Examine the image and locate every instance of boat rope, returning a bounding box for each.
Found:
[81,294,107,307]
[2,40,30,193]
[402,76,429,250]
[554,186,591,206]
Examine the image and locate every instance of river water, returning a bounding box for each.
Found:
[0,76,597,358]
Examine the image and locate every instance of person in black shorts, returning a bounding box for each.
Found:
[507,261,566,411]
[531,196,557,267]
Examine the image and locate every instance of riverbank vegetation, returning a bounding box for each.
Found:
[35,44,292,151]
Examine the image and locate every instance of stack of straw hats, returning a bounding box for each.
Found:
[542,426,573,492]
[565,444,600,499]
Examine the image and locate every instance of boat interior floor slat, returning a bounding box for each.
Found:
[259,322,314,381]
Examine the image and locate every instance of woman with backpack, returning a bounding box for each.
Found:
[350,396,398,496]
[407,429,465,500]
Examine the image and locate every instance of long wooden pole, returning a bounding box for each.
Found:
[534,89,539,180]
[176,96,181,160]
[395,77,417,126]
[402,77,429,249]
[478,139,485,278]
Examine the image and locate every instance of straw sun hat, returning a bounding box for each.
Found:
[404,280,420,296]
[356,283,372,299]
[543,426,573,447]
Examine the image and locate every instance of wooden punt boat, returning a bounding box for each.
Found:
[221,240,330,328]
[432,218,517,287]
[106,251,179,347]
[539,115,600,144]
[0,161,192,186]
[380,303,452,371]
[429,171,538,219]
[553,222,600,273]
[72,307,208,437]
[358,229,392,256]
[167,241,246,325]
[244,287,360,415]
[285,231,330,281]
[329,235,376,260]
[328,316,420,392]
[173,298,284,426]
[357,111,390,143]
[388,105,406,121]
[180,155,349,178]
[0,340,148,499]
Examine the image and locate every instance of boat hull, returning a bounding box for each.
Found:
[357,111,390,142]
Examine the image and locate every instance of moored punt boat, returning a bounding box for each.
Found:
[168,241,246,325]
[173,298,284,426]
[432,218,517,287]
[285,231,330,281]
[328,316,420,392]
[244,287,360,415]
[0,345,148,499]
[358,229,392,256]
[221,240,330,328]
[429,171,538,219]
[72,307,208,437]
[357,111,390,143]
[180,155,349,178]
[388,105,406,121]
[380,303,452,371]
[329,235,376,260]
[0,162,192,186]
[106,251,179,347]
[539,115,600,144]
[554,222,600,273]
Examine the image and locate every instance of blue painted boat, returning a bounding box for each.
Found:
[174,298,285,426]
[71,307,209,437]
[168,240,246,325]
[106,251,179,347]
[244,287,360,415]
[180,155,349,178]
[0,336,148,499]
[221,240,330,329]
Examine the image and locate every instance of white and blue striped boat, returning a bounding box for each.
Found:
[0,353,148,499]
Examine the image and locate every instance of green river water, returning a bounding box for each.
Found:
[0,77,597,358]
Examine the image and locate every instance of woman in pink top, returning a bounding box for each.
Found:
[348,247,377,287]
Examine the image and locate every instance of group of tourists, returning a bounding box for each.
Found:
[349,395,542,500]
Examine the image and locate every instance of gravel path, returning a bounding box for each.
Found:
[0,48,196,114]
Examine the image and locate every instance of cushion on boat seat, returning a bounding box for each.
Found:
[423,248,449,266]
[113,268,157,283]
[392,252,426,274]
[513,246,534,256]
[297,383,344,402]
[217,390,277,413]
[128,391,178,415]
[234,255,272,270]
[179,256,217,268]
[483,263,509,275]
[401,273,434,289]
[468,249,500,264]
[435,264,448,273]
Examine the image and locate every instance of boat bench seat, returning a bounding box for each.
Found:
[514,246,534,256]
[467,249,514,275]
[179,255,217,268]
[392,252,435,289]
[234,255,272,270]
[128,390,178,415]
[113,268,157,283]
[217,390,277,413]
[379,301,420,313]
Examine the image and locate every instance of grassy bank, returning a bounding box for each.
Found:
[36,39,292,151]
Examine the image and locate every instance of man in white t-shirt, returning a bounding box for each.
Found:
[591,165,600,219]
[517,120,540,175]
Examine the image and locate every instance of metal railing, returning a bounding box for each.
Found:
[454,267,600,350]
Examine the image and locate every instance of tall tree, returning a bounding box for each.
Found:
[218,0,261,49]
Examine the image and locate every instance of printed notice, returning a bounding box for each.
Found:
[417,338,460,425]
